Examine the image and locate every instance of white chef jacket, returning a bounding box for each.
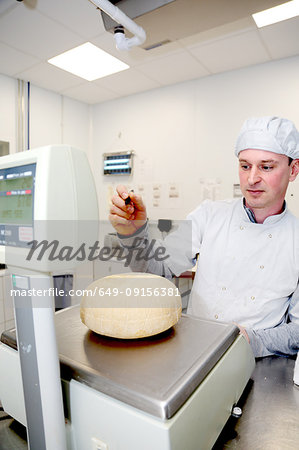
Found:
[183,198,299,330]
[119,197,299,354]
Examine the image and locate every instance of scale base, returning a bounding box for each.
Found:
[0,333,254,449]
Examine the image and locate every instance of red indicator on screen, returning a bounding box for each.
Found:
[6,191,11,196]
[25,190,31,195]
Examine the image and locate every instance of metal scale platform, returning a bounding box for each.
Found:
[0,305,255,450]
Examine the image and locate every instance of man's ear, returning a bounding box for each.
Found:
[289,159,299,182]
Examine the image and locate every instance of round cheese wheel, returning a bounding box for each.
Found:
[80,272,182,339]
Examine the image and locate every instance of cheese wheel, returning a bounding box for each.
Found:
[80,273,182,339]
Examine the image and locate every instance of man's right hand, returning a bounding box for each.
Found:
[109,185,147,236]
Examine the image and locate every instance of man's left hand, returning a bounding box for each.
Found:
[233,322,250,343]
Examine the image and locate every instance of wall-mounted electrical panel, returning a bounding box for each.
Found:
[103,151,134,175]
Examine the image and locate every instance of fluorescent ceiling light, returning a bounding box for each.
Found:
[48,42,129,81]
[252,0,299,28]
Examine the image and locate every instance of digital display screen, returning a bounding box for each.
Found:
[0,176,33,192]
[0,163,36,248]
[0,165,35,225]
[0,190,33,224]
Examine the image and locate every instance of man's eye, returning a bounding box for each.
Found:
[262,165,273,171]
[240,165,250,170]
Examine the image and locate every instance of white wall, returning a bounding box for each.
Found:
[0,77,91,154]
[92,54,299,220]
[0,74,17,154]
[29,85,91,153]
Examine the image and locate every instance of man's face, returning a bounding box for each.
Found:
[238,149,297,213]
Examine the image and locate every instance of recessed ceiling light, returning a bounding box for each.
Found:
[48,42,129,81]
[252,0,299,28]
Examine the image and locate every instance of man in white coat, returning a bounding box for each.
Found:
[109,116,299,357]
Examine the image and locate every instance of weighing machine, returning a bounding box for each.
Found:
[0,145,255,449]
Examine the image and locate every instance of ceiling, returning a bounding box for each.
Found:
[0,0,299,104]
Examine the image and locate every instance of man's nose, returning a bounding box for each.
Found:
[248,167,261,185]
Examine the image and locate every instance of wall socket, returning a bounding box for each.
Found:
[91,437,108,450]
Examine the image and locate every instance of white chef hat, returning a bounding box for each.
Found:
[235,116,299,160]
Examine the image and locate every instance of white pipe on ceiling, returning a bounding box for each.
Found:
[89,0,146,50]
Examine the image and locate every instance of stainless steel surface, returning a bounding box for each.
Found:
[214,355,299,449]
[1,306,239,420]
[1,355,298,449]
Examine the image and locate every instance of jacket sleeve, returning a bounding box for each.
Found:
[246,283,299,357]
[117,219,197,278]
[246,322,299,357]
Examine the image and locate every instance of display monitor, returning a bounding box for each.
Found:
[0,163,36,247]
[0,145,98,271]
